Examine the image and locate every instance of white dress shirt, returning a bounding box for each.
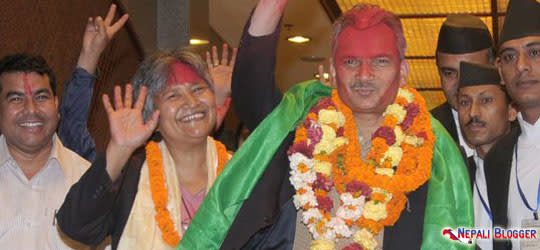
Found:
[507,113,540,250]
[452,109,475,157]
[473,152,493,250]
[0,134,90,249]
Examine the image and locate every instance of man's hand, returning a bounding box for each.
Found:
[206,44,237,107]
[77,4,129,74]
[249,0,292,36]
[103,84,159,180]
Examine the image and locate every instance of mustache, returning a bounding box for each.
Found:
[465,116,486,128]
[350,81,377,89]
[16,114,44,123]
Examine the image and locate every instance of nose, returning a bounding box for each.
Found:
[469,100,480,118]
[184,91,200,107]
[516,52,531,74]
[24,98,38,113]
[356,61,373,81]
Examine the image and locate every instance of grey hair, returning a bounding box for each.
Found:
[132,47,213,121]
[331,4,407,61]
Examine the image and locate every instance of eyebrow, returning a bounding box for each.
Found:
[6,90,23,99]
[499,47,517,55]
[440,67,457,72]
[526,42,540,48]
[33,88,52,95]
[5,88,51,98]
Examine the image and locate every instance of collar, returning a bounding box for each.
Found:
[0,134,65,175]
[517,112,540,146]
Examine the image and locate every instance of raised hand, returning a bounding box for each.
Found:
[77,4,129,74]
[103,84,159,180]
[206,44,237,128]
[206,44,237,106]
[249,0,292,36]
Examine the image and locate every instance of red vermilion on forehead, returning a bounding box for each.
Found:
[167,62,202,86]
[335,23,399,61]
[23,73,32,96]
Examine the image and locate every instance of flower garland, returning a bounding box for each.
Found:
[287,87,435,250]
[146,139,230,247]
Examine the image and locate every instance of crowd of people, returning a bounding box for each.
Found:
[0,0,538,250]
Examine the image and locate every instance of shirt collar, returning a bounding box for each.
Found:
[517,112,540,145]
[0,134,64,174]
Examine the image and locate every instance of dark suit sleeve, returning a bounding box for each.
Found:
[231,14,284,131]
[56,153,116,245]
[57,67,97,161]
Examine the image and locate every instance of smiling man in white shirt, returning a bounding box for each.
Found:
[483,0,540,250]
[0,54,91,249]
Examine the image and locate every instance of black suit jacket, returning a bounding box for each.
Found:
[431,102,459,144]
[483,125,521,250]
[224,15,429,250]
[57,148,146,250]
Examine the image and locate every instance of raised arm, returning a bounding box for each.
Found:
[206,44,237,129]
[231,0,291,131]
[58,4,128,161]
[56,84,158,244]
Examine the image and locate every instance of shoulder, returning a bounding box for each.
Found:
[430,102,451,118]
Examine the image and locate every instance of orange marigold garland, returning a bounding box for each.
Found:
[287,87,435,250]
[146,139,230,247]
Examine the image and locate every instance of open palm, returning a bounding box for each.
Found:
[103,84,159,153]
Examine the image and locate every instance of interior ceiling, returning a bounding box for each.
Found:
[209,0,510,110]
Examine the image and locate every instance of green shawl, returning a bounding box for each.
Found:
[178,80,474,250]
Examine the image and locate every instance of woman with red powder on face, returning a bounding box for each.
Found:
[55,48,233,250]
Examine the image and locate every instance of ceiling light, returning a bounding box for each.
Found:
[287,36,311,44]
[190,39,210,45]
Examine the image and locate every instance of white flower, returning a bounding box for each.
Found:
[383,104,407,123]
[394,126,404,145]
[328,217,352,238]
[314,125,338,154]
[362,201,388,221]
[337,206,362,221]
[293,188,317,209]
[353,228,378,250]
[313,161,332,176]
[383,146,403,166]
[310,239,335,250]
[397,88,414,103]
[289,152,314,169]
[319,109,346,127]
[289,170,316,190]
[404,135,424,147]
[302,208,323,224]
[375,168,394,177]
[340,193,366,207]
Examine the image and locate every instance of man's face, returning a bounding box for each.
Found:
[332,23,408,115]
[436,49,491,110]
[498,36,540,111]
[0,72,59,153]
[458,85,516,148]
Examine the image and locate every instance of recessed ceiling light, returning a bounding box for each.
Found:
[287,36,311,44]
[190,39,210,45]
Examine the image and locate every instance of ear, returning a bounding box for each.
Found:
[55,96,60,119]
[330,60,337,88]
[399,59,410,87]
[496,57,505,85]
[507,102,518,121]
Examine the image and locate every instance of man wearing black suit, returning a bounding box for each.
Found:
[457,62,517,250]
[483,0,540,250]
[432,15,496,158]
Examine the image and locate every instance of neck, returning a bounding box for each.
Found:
[352,112,384,140]
[476,144,493,159]
[164,138,208,173]
[521,106,540,125]
[7,141,53,180]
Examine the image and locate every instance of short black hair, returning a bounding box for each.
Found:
[0,53,57,96]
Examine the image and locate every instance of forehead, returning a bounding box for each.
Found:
[0,71,50,92]
[167,62,203,85]
[437,50,490,67]
[335,23,398,58]
[500,35,540,52]
[459,84,504,98]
